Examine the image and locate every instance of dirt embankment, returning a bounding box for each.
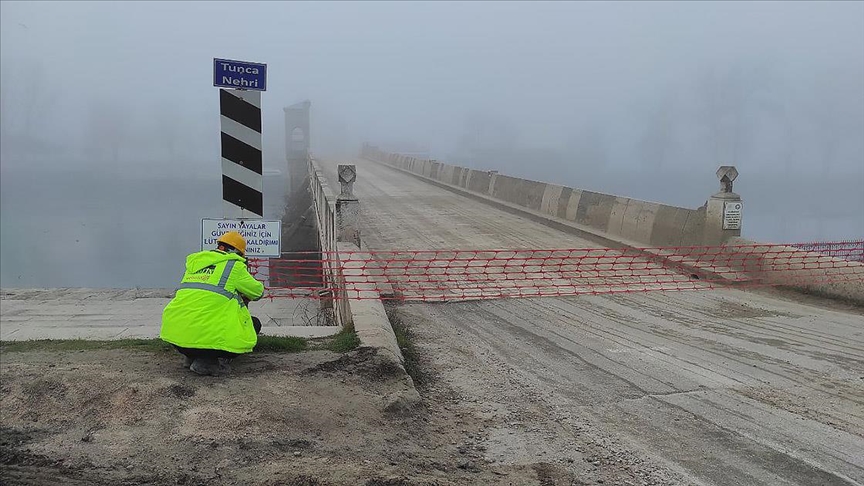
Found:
[1,299,699,486]
[0,344,579,486]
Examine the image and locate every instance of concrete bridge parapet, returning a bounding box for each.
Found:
[360,143,742,247]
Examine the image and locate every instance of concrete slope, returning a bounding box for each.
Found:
[0,288,340,340]
[319,156,864,485]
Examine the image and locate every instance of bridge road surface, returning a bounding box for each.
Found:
[318,157,864,485]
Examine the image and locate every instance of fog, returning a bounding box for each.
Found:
[1,1,863,288]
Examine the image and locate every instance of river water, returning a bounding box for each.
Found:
[0,163,287,289]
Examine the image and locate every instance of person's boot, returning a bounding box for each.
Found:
[217,358,232,376]
[183,356,195,368]
[190,358,221,376]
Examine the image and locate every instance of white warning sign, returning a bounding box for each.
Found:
[202,219,281,257]
[723,202,743,230]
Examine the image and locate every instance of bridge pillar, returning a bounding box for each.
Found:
[336,164,361,248]
[284,100,311,194]
[704,166,743,245]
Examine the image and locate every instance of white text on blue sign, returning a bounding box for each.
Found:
[213,58,267,91]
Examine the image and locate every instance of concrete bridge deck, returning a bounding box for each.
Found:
[0,288,339,341]
[319,156,864,485]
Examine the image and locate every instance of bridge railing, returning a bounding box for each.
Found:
[359,144,736,247]
[307,156,352,327]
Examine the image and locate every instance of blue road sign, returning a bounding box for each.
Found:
[214,58,267,91]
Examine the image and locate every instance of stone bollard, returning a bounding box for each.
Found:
[336,164,361,248]
[704,166,743,245]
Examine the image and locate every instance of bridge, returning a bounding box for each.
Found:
[285,150,862,485]
[2,102,862,485]
[267,101,864,485]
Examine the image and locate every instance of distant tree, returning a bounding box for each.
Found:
[566,122,609,172]
[1,58,58,150]
[84,100,128,162]
[803,71,862,177]
[0,64,12,137]
[693,60,778,169]
[153,101,181,158]
[453,111,518,169]
[637,94,676,172]
[21,61,48,136]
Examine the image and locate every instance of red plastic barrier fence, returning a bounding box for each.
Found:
[248,240,864,301]
[789,239,864,262]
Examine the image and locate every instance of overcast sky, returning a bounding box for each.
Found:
[0,1,862,286]
[3,1,863,168]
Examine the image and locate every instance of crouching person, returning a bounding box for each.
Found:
[160,231,264,376]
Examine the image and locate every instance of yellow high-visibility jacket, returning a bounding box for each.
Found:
[160,250,264,354]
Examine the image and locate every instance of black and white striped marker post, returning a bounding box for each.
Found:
[220,89,263,218]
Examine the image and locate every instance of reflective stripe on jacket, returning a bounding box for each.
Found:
[160,250,264,354]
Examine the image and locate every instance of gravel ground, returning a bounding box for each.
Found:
[1,342,659,485]
[387,290,864,486]
[4,287,861,485]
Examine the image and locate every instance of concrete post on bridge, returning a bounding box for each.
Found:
[704,166,743,245]
[336,164,361,248]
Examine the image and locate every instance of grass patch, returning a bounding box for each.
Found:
[385,305,427,387]
[253,335,308,353]
[324,327,360,353]
[0,338,171,353]
[1,336,310,354]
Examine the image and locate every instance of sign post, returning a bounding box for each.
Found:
[212,58,271,283]
[214,58,267,219]
[219,88,263,219]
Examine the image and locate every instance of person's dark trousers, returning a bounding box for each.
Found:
[173,316,262,360]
